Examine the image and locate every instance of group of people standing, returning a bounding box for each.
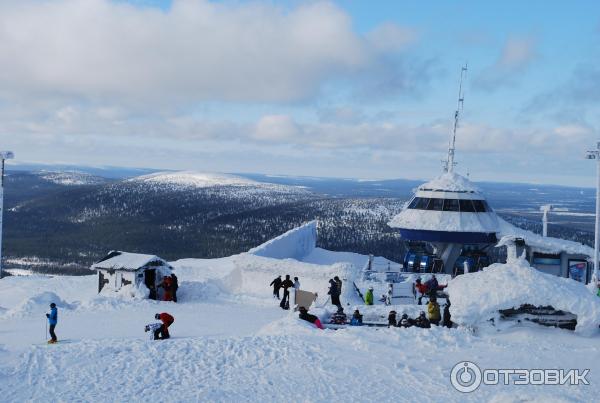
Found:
[270,275,300,310]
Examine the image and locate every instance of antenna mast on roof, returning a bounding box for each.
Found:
[443,64,468,173]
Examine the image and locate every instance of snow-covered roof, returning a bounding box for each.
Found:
[418,172,480,193]
[497,218,593,256]
[447,258,600,335]
[91,251,172,271]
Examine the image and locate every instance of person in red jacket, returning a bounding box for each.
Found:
[158,276,173,301]
[414,278,429,305]
[153,312,175,340]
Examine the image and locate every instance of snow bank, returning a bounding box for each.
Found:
[447,258,600,335]
[3,291,76,319]
[249,221,317,260]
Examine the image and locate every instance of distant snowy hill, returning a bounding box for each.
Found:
[37,170,109,186]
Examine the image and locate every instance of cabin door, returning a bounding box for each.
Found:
[144,269,157,300]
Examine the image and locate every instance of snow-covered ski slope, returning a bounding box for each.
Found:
[1,224,599,402]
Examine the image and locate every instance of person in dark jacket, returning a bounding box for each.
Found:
[270,276,282,299]
[171,273,179,303]
[388,310,397,327]
[414,311,431,329]
[154,312,175,340]
[443,300,453,328]
[46,303,58,343]
[280,275,294,309]
[298,306,323,329]
[328,279,342,310]
[398,313,414,328]
[334,276,343,294]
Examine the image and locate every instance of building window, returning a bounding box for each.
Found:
[443,199,460,211]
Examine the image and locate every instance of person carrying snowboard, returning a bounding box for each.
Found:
[154,312,175,340]
[46,303,58,344]
[270,275,282,299]
[298,306,323,329]
[364,287,374,305]
[280,275,294,310]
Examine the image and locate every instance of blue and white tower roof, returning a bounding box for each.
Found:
[388,172,500,243]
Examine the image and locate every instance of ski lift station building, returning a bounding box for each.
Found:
[91,251,173,295]
[388,172,594,283]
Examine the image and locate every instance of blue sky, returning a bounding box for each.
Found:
[1,0,600,186]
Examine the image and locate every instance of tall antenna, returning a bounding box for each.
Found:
[443,64,468,173]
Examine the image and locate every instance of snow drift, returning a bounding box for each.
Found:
[447,258,600,335]
[249,220,317,260]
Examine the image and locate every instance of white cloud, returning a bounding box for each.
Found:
[474,35,537,91]
[0,0,369,104]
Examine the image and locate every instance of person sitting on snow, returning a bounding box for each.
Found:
[388,310,397,327]
[442,300,452,328]
[427,297,441,326]
[398,313,414,328]
[153,312,175,340]
[298,306,323,329]
[350,309,363,326]
[364,287,374,305]
[414,311,431,329]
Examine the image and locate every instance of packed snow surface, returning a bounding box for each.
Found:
[2,230,599,401]
[447,258,600,335]
[418,172,480,193]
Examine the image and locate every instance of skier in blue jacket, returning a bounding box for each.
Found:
[46,303,58,343]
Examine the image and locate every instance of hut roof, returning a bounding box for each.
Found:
[91,251,172,272]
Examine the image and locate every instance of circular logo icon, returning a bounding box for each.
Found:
[450,361,482,393]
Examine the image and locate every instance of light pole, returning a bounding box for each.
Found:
[540,204,553,237]
[0,151,14,279]
[585,142,600,284]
